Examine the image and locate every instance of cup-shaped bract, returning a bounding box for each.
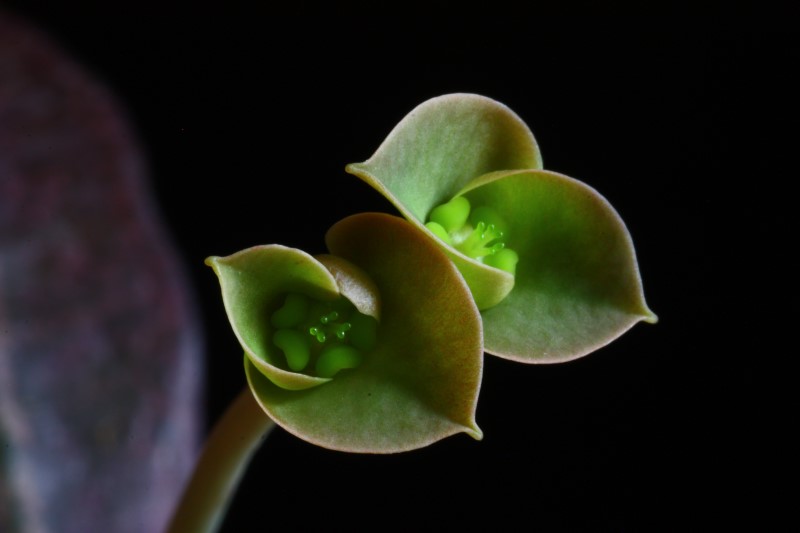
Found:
[207,214,483,452]
[346,94,656,363]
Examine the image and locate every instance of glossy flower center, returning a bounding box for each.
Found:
[270,293,377,378]
[425,196,519,275]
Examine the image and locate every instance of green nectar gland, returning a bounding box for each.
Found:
[425,197,519,276]
[269,293,377,379]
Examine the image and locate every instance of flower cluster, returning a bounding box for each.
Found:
[207,94,656,453]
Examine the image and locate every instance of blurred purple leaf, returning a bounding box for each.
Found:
[0,11,202,533]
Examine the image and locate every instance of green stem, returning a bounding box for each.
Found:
[166,388,275,533]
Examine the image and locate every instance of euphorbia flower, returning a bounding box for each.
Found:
[206,213,483,452]
[346,94,657,363]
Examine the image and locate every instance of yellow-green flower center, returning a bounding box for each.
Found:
[425,196,519,275]
[270,293,377,378]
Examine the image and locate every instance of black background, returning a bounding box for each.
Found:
[2,8,794,531]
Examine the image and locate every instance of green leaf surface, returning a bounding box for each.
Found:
[314,254,381,321]
[217,215,484,453]
[345,94,655,363]
[206,246,339,390]
[346,93,539,309]
[346,94,541,220]
[461,169,657,362]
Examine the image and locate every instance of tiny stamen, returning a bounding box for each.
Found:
[334,322,352,339]
[271,293,374,380]
[458,220,506,258]
[320,311,339,324]
[488,242,505,254]
[309,326,326,343]
[425,199,519,275]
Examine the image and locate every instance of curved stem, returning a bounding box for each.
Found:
[165,388,276,533]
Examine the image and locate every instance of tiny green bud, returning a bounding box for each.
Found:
[315,345,363,378]
[429,196,470,233]
[270,293,310,328]
[483,248,519,275]
[273,329,311,371]
[425,221,453,245]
